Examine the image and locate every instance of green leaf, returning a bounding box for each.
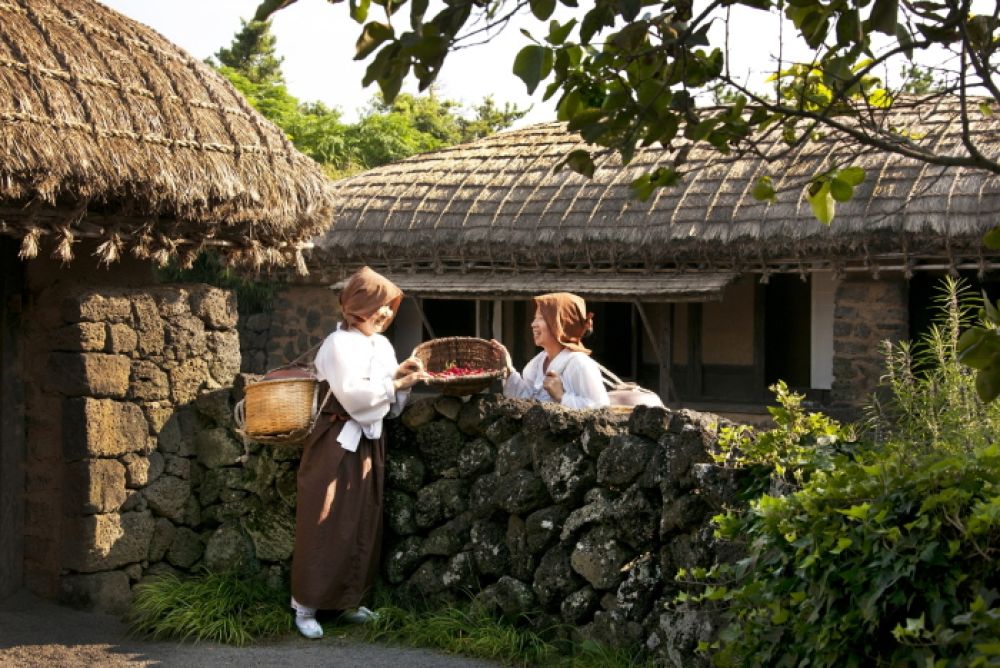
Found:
[752,175,777,203]
[838,166,865,186]
[983,226,1000,249]
[355,22,394,60]
[980,102,995,117]
[562,149,595,178]
[530,0,556,21]
[410,0,429,29]
[829,178,854,202]
[546,19,577,45]
[807,180,836,225]
[975,367,1000,403]
[869,0,898,35]
[630,173,656,201]
[513,45,553,95]
[349,0,371,22]
[830,537,853,554]
[838,502,871,520]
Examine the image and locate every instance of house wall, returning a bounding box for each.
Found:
[830,274,909,412]
[239,286,340,374]
[18,251,243,610]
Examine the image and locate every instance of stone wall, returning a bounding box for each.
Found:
[831,275,908,411]
[239,286,339,374]
[21,284,242,612]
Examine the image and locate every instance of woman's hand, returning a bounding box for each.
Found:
[394,356,425,379]
[543,371,564,402]
[393,369,431,391]
[490,339,514,376]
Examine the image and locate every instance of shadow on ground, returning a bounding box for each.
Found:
[0,589,498,667]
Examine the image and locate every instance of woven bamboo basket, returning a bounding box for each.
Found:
[413,337,507,396]
[235,368,319,445]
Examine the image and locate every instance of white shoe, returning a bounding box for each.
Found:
[295,615,324,639]
[341,606,379,624]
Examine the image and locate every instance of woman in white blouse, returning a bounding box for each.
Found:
[290,267,429,639]
[496,292,610,409]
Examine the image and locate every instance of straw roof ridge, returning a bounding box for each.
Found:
[0,0,335,272]
[314,95,999,272]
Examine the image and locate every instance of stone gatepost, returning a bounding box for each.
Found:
[830,274,908,411]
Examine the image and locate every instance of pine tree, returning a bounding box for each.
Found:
[214,20,284,86]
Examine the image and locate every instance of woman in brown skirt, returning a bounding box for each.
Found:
[291,267,429,639]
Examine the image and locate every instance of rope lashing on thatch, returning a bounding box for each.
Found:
[313,97,998,279]
[0,0,335,272]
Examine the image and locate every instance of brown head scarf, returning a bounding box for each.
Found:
[533,292,594,355]
[339,266,403,330]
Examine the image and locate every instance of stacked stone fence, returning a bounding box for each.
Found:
[32,283,749,665]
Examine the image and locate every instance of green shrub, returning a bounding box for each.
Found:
[129,569,292,645]
[679,278,1000,667]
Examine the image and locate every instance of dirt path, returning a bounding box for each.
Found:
[0,590,500,668]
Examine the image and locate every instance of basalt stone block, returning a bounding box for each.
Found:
[495,433,533,475]
[195,389,234,426]
[457,394,525,436]
[385,536,423,583]
[441,551,477,590]
[386,490,417,536]
[560,490,615,541]
[538,444,594,504]
[582,610,643,650]
[64,291,132,324]
[122,452,165,489]
[416,420,463,474]
[408,558,447,596]
[53,322,106,352]
[190,286,238,329]
[596,434,655,489]
[506,515,535,582]
[561,586,599,625]
[142,475,190,523]
[433,395,463,421]
[468,471,501,517]
[414,479,469,528]
[470,519,509,577]
[129,360,170,401]
[167,527,204,568]
[203,524,255,572]
[578,417,623,458]
[457,438,494,478]
[488,575,537,617]
[106,323,138,354]
[169,358,210,404]
[62,510,155,573]
[496,470,551,515]
[242,505,294,562]
[484,416,521,445]
[48,352,130,398]
[206,330,241,386]
[196,428,242,469]
[63,398,149,461]
[148,517,175,562]
[59,571,131,615]
[401,398,437,430]
[533,543,582,609]
[525,504,571,555]
[131,295,165,356]
[422,512,473,557]
[628,405,674,441]
[387,452,426,493]
[571,525,629,591]
[615,552,662,622]
[65,458,127,514]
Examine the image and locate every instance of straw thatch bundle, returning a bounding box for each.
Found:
[312,96,999,278]
[0,0,334,273]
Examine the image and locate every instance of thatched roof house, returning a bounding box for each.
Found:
[312,96,999,291]
[1,0,333,273]
[307,97,999,419]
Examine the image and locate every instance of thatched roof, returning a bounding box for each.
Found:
[0,0,334,272]
[312,96,999,281]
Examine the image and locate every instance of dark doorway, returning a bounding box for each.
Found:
[421,299,476,339]
[764,275,811,390]
[0,237,25,599]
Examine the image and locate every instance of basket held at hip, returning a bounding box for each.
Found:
[597,363,664,409]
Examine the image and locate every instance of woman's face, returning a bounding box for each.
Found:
[356,305,393,336]
[531,307,558,349]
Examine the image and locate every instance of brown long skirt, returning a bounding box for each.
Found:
[290,405,385,610]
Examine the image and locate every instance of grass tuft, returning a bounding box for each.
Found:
[128,569,292,646]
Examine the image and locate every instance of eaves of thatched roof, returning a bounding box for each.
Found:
[311,96,999,280]
[0,0,334,273]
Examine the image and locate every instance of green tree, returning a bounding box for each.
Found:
[214,19,285,86]
[254,0,999,211]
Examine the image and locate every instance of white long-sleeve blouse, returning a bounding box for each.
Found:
[313,323,409,451]
[504,349,610,409]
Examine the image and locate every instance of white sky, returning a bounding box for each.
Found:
[98,0,963,127]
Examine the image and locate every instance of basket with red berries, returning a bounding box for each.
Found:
[412,336,507,396]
